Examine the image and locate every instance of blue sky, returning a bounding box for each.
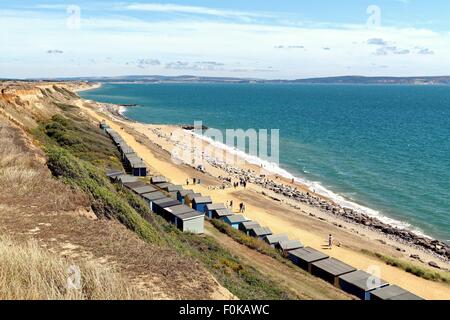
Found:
[1,0,449,78]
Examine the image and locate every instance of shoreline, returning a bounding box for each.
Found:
[77,89,449,262]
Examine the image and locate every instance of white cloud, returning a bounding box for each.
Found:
[121,3,272,18]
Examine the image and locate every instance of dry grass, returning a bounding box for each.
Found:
[0,235,150,300]
[0,121,88,212]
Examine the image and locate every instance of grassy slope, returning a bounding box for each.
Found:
[34,105,298,300]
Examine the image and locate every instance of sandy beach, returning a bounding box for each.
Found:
[75,92,450,300]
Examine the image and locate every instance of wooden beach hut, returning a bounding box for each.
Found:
[338,270,389,300]
[192,196,212,213]
[142,191,166,209]
[211,208,233,220]
[263,234,289,248]
[151,176,167,184]
[223,215,250,230]
[115,174,139,185]
[131,185,157,196]
[123,181,146,189]
[174,211,205,234]
[106,170,124,180]
[288,247,329,272]
[177,189,194,204]
[205,203,227,219]
[184,193,202,208]
[310,258,357,286]
[238,221,260,235]
[248,227,273,240]
[369,285,423,300]
[99,121,109,130]
[161,184,183,193]
[277,239,304,252]
[151,197,180,216]
[163,204,194,223]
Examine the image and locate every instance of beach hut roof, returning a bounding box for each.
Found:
[165,185,183,192]
[311,258,356,277]
[339,270,388,292]
[120,145,135,154]
[165,204,195,216]
[264,234,289,245]
[185,193,202,199]
[116,174,139,184]
[289,247,329,263]
[213,208,233,217]
[123,181,146,189]
[151,176,167,184]
[206,203,226,211]
[177,189,194,197]
[132,185,157,195]
[278,239,304,251]
[155,182,172,189]
[176,210,204,220]
[142,191,166,201]
[239,221,260,230]
[370,285,422,300]
[225,215,249,224]
[250,227,272,237]
[152,198,180,208]
[192,196,212,204]
[106,170,124,178]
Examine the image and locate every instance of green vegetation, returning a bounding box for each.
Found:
[361,249,450,283]
[211,219,288,264]
[33,106,297,300]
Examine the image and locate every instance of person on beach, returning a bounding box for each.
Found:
[328,234,333,248]
[230,200,233,211]
[198,178,201,185]
[239,202,243,213]
[186,179,189,186]
[193,178,196,185]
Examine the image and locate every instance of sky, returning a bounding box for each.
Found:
[1,0,449,79]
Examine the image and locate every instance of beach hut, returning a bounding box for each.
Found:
[99,121,109,130]
[132,185,157,196]
[160,184,183,193]
[211,208,233,220]
[338,270,389,300]
[106,170,124,181]
[115,174,139,185]
[249,227,273,240]
[205,203,227,219]
[151,197,180,216]
[163,204,194,223]
[238,221,260,235]
[125,155,147,177]
[174,211,205,234]
[184,193,202,208]
[151,176,167,184]
[369,285,423,300]
[123,181,146,189]
[223,215,250,230]
[288,247,329,272]
[142,191,166,209]
[276,239,304,252]
[310,258,357,286]
[177,189,194,204]
[192,196,212,213]
[263,234,289,248]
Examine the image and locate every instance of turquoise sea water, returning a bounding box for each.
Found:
[80,83,450,241]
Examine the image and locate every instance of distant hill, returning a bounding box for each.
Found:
[25,75,450,85]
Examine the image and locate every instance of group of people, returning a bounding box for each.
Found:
[228,200,246,213]
[186,177,201,186]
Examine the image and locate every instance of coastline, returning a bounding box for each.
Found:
[74,86,450,299]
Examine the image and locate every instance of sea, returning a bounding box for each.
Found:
[80,83,450,242]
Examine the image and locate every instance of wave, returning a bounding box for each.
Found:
[188,129,431,239]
